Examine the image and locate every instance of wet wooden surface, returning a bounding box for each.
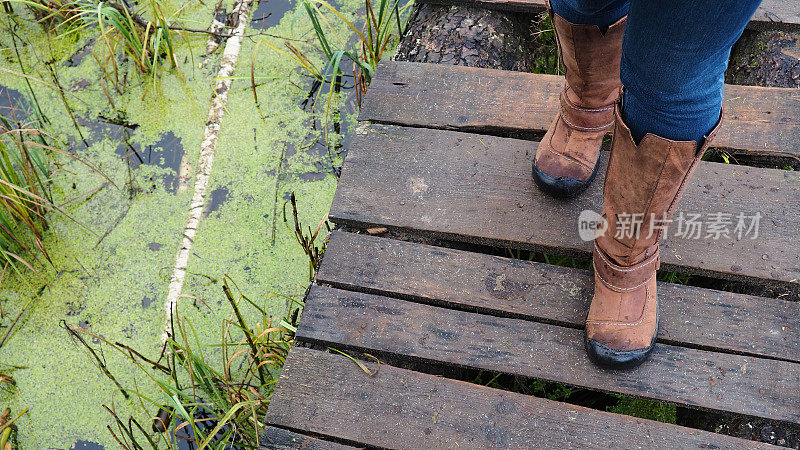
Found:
[295,284,800,424]
[265,347,778,449]
[329,123,800,292]
[419,0,800,31]
[259,426,359,449]
[317,231,800,363]
[263,22,800,445]
[360,61,800,163]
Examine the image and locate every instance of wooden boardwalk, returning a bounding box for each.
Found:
[261,4,800,448]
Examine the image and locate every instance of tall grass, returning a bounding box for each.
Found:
[0,102,99,350]
[96,2,179,81]
[69,277,299,448]
[0,110,54,273]
[299,0,409,96]
[79,0,182,91]
[263,0,412,139]
[0,97,105,278]
[17,0,183,90]
[0,91,109,347]
[0,103,51,354]
[19,0,81,26]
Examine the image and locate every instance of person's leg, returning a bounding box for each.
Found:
[549,0,628,28]
[531,0,629,197]
[585,0,763,369]
[621,0,762,144]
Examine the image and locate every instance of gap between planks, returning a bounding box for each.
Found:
[295,283,800,424]
[329,122,800,294]
[316,231,800,364]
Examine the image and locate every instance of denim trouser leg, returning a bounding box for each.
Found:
[548,0,762,143]
[549,0,628,29]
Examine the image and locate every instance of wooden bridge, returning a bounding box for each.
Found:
[260,1,800,448]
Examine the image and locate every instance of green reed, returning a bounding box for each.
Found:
[70,276,299,448]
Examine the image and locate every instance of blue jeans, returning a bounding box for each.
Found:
[550,0,762,144]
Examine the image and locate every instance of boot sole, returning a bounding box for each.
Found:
[531,155,600,199]
[583,309,659,370]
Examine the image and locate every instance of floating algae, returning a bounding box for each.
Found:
[0,0,366,445]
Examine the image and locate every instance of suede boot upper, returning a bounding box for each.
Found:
[586,105,722,366]
[533,13,626,188]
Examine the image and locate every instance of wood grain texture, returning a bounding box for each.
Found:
[752,0,800,31]
[418,0,800,31]
[296,285,800,424]
[316,231,800,363]
[329,123,800,292]
[360,61,800,162]
[260,426,360,450]
[266,347,775,449]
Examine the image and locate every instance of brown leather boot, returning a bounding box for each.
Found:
[532,10,626,198]
[585,104,722,369]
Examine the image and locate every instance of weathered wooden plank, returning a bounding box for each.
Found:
[329,123,800,292]
[751,0,800,31]
[418,0,800,32]
[360,61,800,162]
[297,285,800,424]
[267,347,775,449]
[316,231,800,363]
[260,426,360,450]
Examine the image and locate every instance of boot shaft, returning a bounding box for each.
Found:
[551,11,626,109]
[597,105,723,265]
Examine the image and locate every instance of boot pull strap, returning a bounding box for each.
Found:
[593,243,660,292]
[559,90,615,132]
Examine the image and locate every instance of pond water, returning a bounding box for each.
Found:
[0,0,364,446]
[0,85,28,119]
[251,0,297,29]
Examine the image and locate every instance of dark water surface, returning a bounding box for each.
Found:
[250,0,296,29]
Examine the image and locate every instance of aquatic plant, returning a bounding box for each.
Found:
[0,406,25,449]
[0,93,105,280]
[0,110,54,273]
[0,105,95,350]
[284,191,330,280]
[14,0,184,89]
[0,364,23,446]
[301,0,411,96]
[69,276,299,448]
[263,0,413,138]
[19,0,82,26]
[78,0,182,89]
